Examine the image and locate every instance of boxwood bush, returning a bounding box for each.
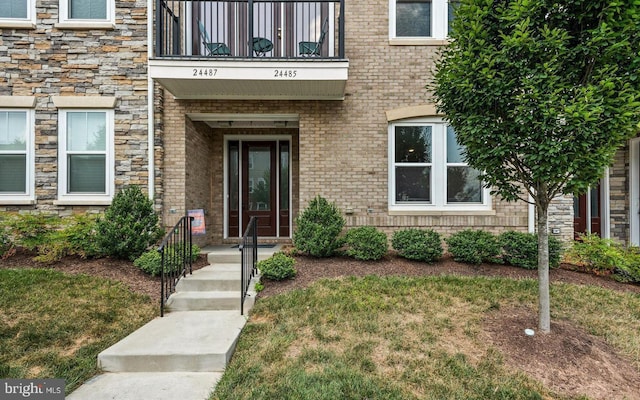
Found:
[257,252,296,281]
[343,226,388,261]
[96,186,164,261]
[134,244,201,276]
[500,231,562,270]
[293,195,345,257]
[446,229,502,265]
[391,228,442,263]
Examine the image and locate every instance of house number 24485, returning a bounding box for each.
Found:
[274,69,297,78]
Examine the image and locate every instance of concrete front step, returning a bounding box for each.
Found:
[67,372,222,400]
[176,269,241,292]
[166,291,249,311]
[98,311,246,373]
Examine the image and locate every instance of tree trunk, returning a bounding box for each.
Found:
[537,203,551,333]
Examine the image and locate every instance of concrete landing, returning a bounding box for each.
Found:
[203,244,281,264]
[67,372,222,400]
[98,311,247,372]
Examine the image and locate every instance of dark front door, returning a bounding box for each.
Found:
[574,183,601,238]
[242,142,277,236]
[228,139,290,238]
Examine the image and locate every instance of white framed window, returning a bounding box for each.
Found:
[58,0,115,27]
[389,0,458,41]
[388,118,491,212]
[0,0,36,27]
[58,109,114,204]
[0,109,34,203]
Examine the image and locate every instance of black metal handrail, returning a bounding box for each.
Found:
[156,0,345,59]
[239,216,258,315]
[159,215,194,317]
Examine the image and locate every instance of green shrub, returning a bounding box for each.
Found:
[0,228,12,258]
[257,252,296,281]
[500,231,562,270]
[293,195,345,258]
[134,250,163,276]
[565,234,625,275]
[391,228,443,263]
[565,234,640,283]
[134,244,201,276]
[96,186,163,260]
[6,213,60,251]
[445,229,502,265]
[615,247,640,283]
[63,214,103,258]
[343,226,388,261]
[34,214,104,264]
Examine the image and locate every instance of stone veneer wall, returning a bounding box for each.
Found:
[546,195,574,243]
[609,145,629,243]
[0,0,150,214]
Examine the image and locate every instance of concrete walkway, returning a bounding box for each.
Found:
[68,245,278,400]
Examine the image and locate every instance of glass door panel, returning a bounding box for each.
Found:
[279,142,290,237]
[228,141,240,237]
[242,142,276,237]
[247,146,271,211]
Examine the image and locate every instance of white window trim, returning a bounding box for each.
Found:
[388,117,492,213]
[56,109,115,205]
[56,0,116,29]
[389,0,452,43]
[0,108,35,204]
[0,0,36,28]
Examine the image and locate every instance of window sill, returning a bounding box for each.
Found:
[54,21,115,30]
[388,208,496,216]
[54,199,112,206]
[389,38,451,46]
[0,21,36,29]
[0,198,36,205]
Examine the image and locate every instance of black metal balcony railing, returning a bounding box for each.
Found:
[156,0,345,59]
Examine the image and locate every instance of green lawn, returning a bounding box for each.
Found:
[212,275,640,400]
[0,269,156,393]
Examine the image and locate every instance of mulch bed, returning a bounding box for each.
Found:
[258,253,640,298]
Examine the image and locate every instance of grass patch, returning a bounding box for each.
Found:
[212,275,640,400]
[0,269,156,393]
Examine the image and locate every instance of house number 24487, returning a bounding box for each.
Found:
[192,68,217,77]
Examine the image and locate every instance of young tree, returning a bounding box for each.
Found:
[434,0,639,332]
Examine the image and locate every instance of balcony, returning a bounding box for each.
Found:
[149,0,349,100]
